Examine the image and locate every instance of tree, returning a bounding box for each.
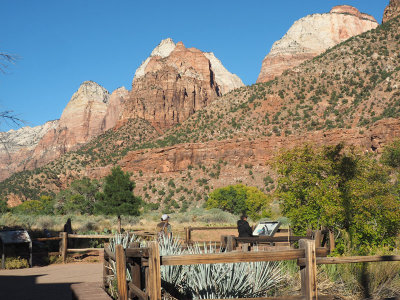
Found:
[274,144,400,253]
[206,184,271,220]
[13,195,54,215]
[94,166,141,216]
[55,177,101,214]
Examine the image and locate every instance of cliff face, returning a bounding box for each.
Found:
[28,81,110,167]
[0,120,58,180]
[383,0,400,23]
[123,39,244,131]
[257,5,378,83]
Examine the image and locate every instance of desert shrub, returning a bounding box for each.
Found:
[13,196,54,215]
[206,185,271,220]
[5,257,29,269]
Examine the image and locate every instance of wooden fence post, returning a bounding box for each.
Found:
[299,239,318,300]
[117,215,122,233]
[116,244,128,300]
[226,235,235,252]
[148,241,161,300]
[314,230,322,248]
[129,242,142,291]
[184,227,192,245]
[59,232,68,263]
[329,230,335,253]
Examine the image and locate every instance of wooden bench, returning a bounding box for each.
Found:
[71,282,111,300]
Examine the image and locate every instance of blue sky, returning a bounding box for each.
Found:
[0,0,387,131]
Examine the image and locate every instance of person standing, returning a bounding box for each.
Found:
[156,214,172,238]
[237,215,253,237]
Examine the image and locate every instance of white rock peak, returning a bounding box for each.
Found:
[133,38,244,94]
[204,52,244,95]
[70,81,110,104]
[134,38,177,79]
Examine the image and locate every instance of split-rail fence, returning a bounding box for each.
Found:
[102,231,400,300]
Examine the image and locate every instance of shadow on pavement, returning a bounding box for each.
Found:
[0,274,77,300]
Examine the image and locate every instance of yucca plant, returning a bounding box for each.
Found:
[159,238,284,299]
[106,232,140,297]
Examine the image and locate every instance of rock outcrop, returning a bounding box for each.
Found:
[102,87,128,132]
[257,5,378,83]
[123,38,244,131]
[383,0,400,23]
[27,81,110,167]
[0,120,58,180]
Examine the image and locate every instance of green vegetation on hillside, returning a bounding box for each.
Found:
[274,143,400,254]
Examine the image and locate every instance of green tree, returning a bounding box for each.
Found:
[13,195,54,215]
[55,177,101,214]
[94,166,141,216]
[381,139,400,168]
[274,144,400,253]
[206,184,271,220]
[0,198,8,213]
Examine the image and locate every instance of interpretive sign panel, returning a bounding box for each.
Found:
[0,230,31,244]
[252,221,281,236]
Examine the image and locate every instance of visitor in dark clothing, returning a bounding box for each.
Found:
[237,215,253,237]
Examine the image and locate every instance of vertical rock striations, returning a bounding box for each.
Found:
[383,0,400,23]
[27,81,110,168]
[123,38,243,131]
[257,5,378,83]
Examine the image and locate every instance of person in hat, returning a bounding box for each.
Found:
[156,214,172,238]
[237,214,253,237]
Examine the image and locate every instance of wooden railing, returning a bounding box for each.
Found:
[34,231,155,263]
[103,238,400,300]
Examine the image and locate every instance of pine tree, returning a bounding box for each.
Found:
[94,166,141,216]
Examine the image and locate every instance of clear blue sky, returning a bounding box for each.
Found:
[0,0,387,131]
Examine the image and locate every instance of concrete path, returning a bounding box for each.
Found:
[0,263,103,300]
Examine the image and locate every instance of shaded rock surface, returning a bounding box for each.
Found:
[257,5,378,83]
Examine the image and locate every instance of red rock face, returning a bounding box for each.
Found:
[383,0,400,23]
[117,119,400,175]
[122,42,221,131]
[8,81,111,174]
[257,5,378,83]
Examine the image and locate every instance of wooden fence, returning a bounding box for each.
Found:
[103,237,400,300]
[34,231,155,263]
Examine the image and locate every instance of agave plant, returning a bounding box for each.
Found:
[159,238,284,299]
[106,232,141,295]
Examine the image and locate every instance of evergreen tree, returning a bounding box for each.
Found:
[94,166,141,216]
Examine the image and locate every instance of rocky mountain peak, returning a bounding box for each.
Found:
[330,5,377,22]
[70,81,110,104]
[133,38,243,94]
[257,5,378,83]
[383,0,400,23]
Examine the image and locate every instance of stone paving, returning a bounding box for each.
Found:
[0,263,107,300]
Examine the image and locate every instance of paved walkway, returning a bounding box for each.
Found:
[0,263,103,300]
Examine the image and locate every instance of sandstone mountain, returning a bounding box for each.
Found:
[2,15,399,210]
[383,0,400,23]
[0,120,58,180]
[257,5,378,83]
[122,38,244,131]
[0,39,244,182]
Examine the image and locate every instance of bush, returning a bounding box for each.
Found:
[5,257,29,269]
[206,185,271,220]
